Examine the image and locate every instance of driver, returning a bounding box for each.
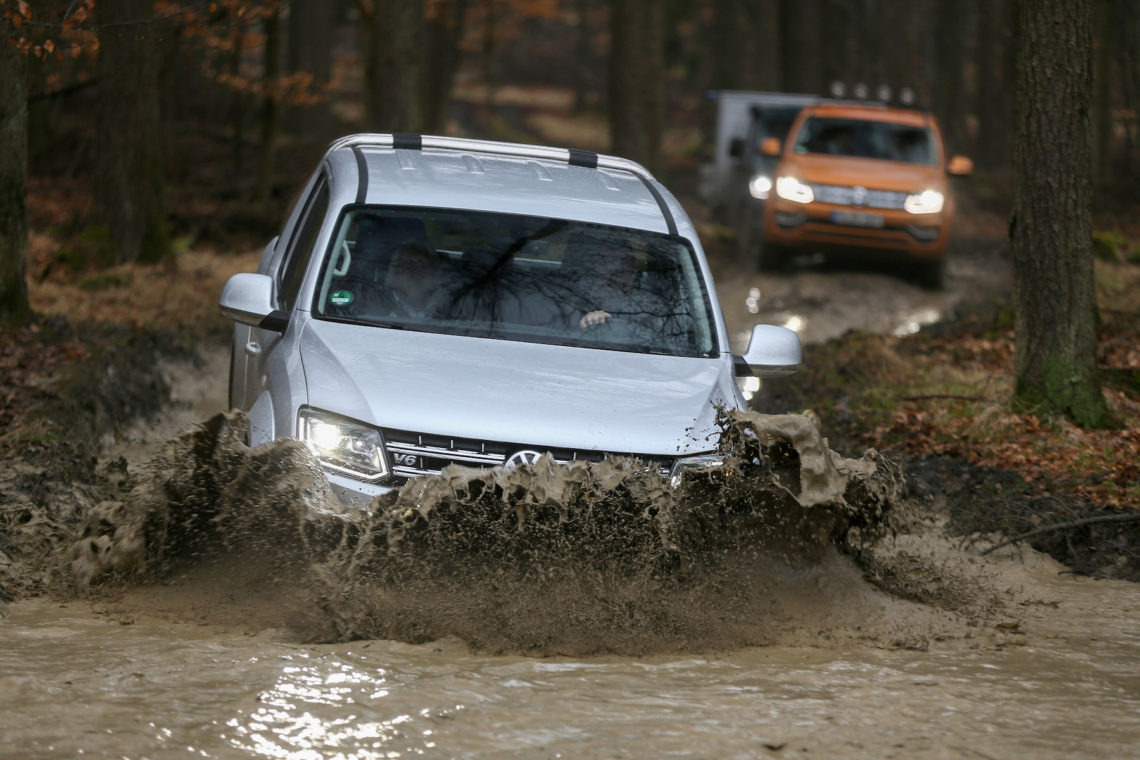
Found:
[578,246,643,329]
[377,242,451,319]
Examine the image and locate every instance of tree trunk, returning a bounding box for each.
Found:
[819,0,854,95]
[363,0,424,132]
[572,0,594,111]
[707,0,781,91]
[779,0,821,95]
[256,2,282,206]
[608,0,665,174]
[287,0,334,134]
[1010,0,1109,427]
[421,0,468,134]
[1112,0,1139,171]
[934,0,969,154]
[0,39,30,326]
[1111,0,1139,170]
[95,0,171,264]
[974,0,1012,174]
[1093,0,1112,198]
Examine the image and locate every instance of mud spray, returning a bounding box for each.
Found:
[61,410,1019,656]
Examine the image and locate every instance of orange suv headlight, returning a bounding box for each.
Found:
[904,189,944,214]
[775,176,814,204]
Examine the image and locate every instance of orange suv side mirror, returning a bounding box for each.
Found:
[760,137,782,157]
[947,155,974,176]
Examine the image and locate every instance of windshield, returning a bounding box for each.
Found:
[312,206,719,358]
[793,117,937,165]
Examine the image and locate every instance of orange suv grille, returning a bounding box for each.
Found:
[809,184,907,210]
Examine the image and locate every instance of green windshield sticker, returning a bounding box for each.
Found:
[330,290,353,306]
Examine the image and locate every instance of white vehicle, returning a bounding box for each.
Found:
[219,134,801,507]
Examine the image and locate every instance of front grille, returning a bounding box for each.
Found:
[381,428,672,481]
[809,183,907,209]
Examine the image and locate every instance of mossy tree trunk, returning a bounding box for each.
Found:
[0,38,30,326]
[1010,0,1110,428]
[95,0,172,264]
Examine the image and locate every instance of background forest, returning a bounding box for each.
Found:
[4,0,1139,264]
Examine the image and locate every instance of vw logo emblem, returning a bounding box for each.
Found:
[504,449,544,468]
[851,186,868,206]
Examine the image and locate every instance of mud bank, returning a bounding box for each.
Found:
[0,321,202,605]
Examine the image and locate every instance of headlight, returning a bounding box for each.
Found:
[669,453,727,488]
[904,189,944,214]
[737,375,761,400]
[775,176,814,204]
[748,174,772,200]
[298,408,388,481]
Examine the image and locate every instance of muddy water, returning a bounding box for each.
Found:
[714,247,1013,349]
[4,559,1138,759]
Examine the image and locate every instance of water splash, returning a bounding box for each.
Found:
[63,409,1015,655]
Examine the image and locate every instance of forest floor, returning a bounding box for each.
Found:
[3,100,1140,599]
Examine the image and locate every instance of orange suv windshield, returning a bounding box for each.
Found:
[792,117,937,166]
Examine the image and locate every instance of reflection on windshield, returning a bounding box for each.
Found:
[313,206,718,358]
[794,117,936,165]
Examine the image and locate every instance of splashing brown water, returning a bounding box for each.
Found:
[56,408,1032,657]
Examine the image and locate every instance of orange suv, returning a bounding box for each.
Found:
[759,101,972,287]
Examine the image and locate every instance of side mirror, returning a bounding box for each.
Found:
[728,137,745,157]
[760,137,783,157]
[947,155,974,176]
[219,273,288,331]
[737,324,802,377]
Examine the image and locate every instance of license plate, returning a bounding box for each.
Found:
[831,210,885,228]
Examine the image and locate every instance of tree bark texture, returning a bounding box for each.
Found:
[0,39,30,325]
[609,0,665,174]
[95,0,172,264]
[365,0,424,132]
[1011,0,1109,427]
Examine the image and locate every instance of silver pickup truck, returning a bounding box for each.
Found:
[219,134,801,507]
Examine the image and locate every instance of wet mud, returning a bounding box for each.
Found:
[50,407,1038,657]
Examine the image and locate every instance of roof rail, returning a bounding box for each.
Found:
[326,133,657,183]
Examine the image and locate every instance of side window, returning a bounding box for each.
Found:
[278,177,330,311]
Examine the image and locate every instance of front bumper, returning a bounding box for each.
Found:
[764,200,949,260]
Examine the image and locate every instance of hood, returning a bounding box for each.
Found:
[298,320,735,457]
[779,153,946,193]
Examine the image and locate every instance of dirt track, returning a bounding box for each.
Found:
[710,236,1012,350]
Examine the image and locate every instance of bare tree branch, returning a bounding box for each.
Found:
[980,513,1140,556]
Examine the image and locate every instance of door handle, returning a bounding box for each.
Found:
[244,341,262,357]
